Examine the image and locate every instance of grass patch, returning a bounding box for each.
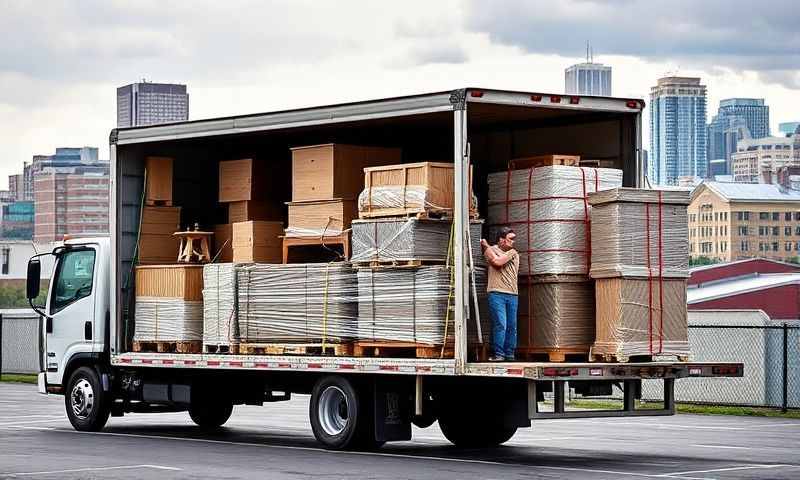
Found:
[0,373,38,384]
[563,398,800,419]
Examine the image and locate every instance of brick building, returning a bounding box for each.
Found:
[689,182,800,262]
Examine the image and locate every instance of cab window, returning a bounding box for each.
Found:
[51,249,96,314]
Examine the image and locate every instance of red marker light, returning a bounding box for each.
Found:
[550,95,562,103]
[470,90,484,98]
[531,94,543,102]
[626,100,640,109]
[569,97,580,104]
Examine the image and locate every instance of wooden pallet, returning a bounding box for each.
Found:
[238,343,353,356]
[516,346,591,363]
[132,340,202,354]
[353,341,453,359]
[203,344,240,355]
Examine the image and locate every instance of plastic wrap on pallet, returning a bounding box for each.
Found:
[357,266,455,345]
[356,186,479,216]
[593,277,689,359]
[518,277,594,351]
[133,297,203,342]
[237,263,357,344]
[487,166,622,275]
[351,219,485,266]
[284,226,345,238]
[202,263,239,348]
[589,188,691,279]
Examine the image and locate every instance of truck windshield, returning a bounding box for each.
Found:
[51,248,96,314]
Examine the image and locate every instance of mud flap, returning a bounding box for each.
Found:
[373,380,411,442]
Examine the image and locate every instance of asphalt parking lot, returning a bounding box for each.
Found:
[1,382,799,479]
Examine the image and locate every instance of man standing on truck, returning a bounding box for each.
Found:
[481,227,520,362]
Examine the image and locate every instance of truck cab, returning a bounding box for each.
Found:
[28,237,110,396]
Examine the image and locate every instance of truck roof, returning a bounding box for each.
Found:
[110,87,645,146]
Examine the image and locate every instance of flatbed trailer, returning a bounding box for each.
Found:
[27,87,742,450]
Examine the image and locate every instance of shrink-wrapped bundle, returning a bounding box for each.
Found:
[202,263,239,349]
[133,297,203,342]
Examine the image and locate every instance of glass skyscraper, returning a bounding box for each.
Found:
[718,98,769,139]
[649,77,707,186]
[117,82,189,127]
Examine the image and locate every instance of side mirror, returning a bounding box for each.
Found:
[27,258,41,300]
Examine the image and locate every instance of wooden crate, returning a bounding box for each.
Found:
[144,156,173,206]
[135,265,204,301]
[138,206,181,264]
[360,162,476,218]
[219,158,268,203]
[232,221,283,263]
[212,223,233,262]
[287,199,357,234]
[509,155,580,169]
[228,200,283,223]
[593,277,689,361]
[291,144,401,202]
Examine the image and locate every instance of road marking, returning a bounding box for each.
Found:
[658,464,797,476]
[691,444,751,450]
[44,428,703,479]
[0,464,182,477]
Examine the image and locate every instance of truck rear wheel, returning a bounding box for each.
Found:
[310,376,381,450]
[189,397,233,429]
[438,412,517,448]
[65,366,111,432]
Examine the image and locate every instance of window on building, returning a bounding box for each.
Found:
[773,212,780,221]
[787,212,793,221]
[744,211,750,221]
[773,227,780,236]
[787,226,793,236]
[739,226,748,236]
[1,248,9,275]
[787,242,793,252]
[760,212,769,220]
[714,212,718,221]
[741,241,749,251]
[794,212,800,221]
[759,242,765,251]
[773,242,779,251]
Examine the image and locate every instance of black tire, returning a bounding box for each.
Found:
[438,413,517,448]
[64,366,111,432]
[310,376,378,450]
[189,396,233,429]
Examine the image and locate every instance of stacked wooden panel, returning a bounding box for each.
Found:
[486,161,623,361]
[133,265,203,353]
[202,263,239,353]
[138,206,181,264]
[589,188,691,361]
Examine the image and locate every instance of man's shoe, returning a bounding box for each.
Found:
[488,355,505,362]
[505,356,516,362]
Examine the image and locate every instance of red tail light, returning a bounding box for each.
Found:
[626,100,640,109]
[550,95,562,103]
[470,90,484,98]
[569,97,580,104]
[531,94,543,102]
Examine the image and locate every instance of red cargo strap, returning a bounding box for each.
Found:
[645,191,665,354]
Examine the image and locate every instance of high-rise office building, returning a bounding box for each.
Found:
[780,122,800,137]
[649,77,708,186]
[32,147,109,243]
[717,98,769,139]
[565,61,611,96]
[707,113,750,175]
[117,82,189,127]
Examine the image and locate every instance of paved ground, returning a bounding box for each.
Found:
[1,383,799,479]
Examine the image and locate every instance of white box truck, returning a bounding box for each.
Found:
[25,88,741,450]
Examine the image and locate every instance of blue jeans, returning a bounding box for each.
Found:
[488,292,518,358]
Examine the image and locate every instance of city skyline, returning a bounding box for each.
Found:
[1,1,798,188]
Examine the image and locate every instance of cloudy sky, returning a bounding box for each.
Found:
[1,0,798,188]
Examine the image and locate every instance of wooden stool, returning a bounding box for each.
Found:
[174,230,214,263]
[282,232,351,264]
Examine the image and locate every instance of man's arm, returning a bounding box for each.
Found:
[484,246,514,268]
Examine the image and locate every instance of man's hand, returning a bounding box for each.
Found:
[480,238,490,251]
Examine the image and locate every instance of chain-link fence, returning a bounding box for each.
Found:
[640,312,800,409]
[0,309,42,374]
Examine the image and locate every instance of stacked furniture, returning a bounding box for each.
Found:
[589,188,691,361]
[487,160,623,361]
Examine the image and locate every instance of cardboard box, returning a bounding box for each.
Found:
[291,144,401,202]
[232,221,283,262]
[212,223,233,263]
[287,199,357,235]
[135,264,204,301]
[138,206,181,264]
[219,158,267,202]
[593,277,689,360]
[360,162,477,218]
[509,155,580,169]
[517,276,595,351]
[144,156,173,205]
[228,200,282,223]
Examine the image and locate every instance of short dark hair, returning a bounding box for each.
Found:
[496,226,515,243]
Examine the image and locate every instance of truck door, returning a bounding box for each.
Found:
[45,247,97,386]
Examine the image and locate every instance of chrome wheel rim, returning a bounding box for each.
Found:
[318,386,349,436]
[70,379,95,420]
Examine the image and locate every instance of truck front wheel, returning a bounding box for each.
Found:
[65,366,111,432]
[189,397,233,429]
